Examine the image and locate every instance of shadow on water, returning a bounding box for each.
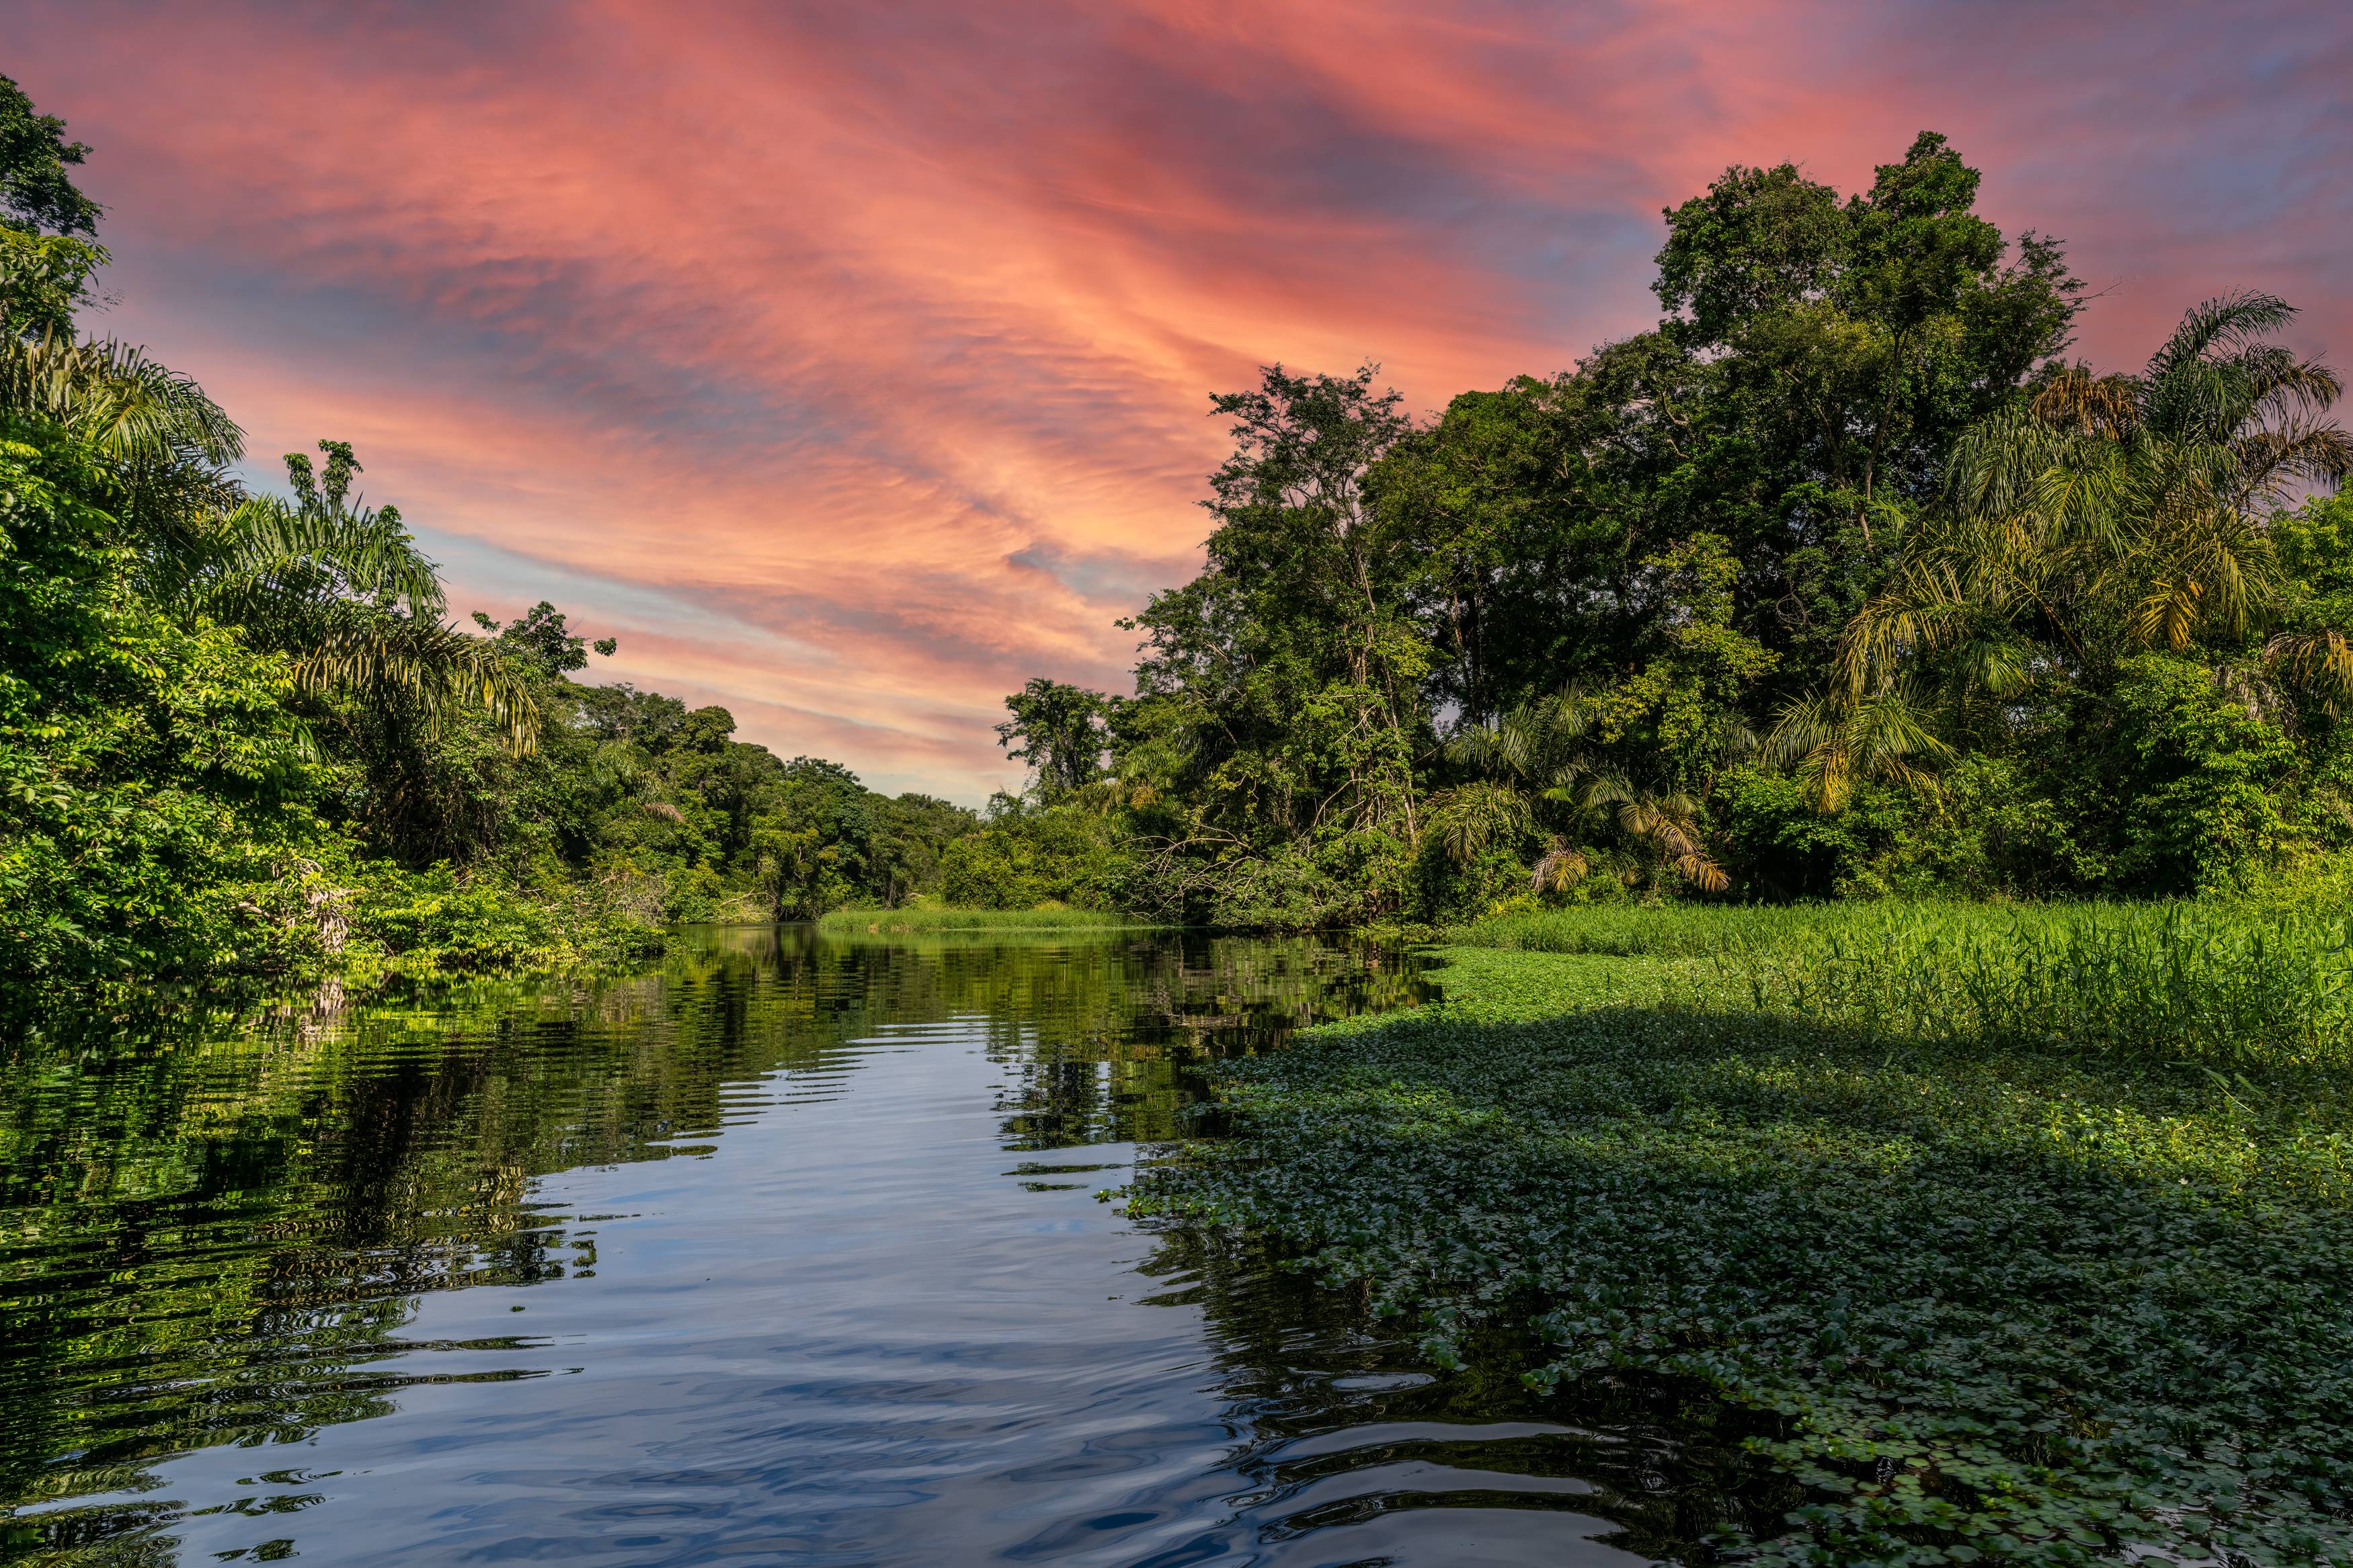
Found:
[1,927,1763,1566]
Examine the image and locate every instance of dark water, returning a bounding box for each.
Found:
[2,929,1731,1566]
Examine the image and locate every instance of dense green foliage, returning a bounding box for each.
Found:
[22,58,2353,1568]
[986,132,2352,925]
[0,79,978,1000]
[1132,905,2353,1563]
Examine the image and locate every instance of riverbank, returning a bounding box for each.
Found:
[2,860,671,1020]
[1128,903,2353,1565]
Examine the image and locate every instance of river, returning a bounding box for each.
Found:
[2,927,1696,1566]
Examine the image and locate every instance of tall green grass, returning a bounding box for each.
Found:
[1460,898,2353,1069]
[1453,901,1839,958]
[1731,901,2353,1069]
[815,907,1160,936]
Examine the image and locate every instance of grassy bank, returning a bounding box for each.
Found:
[1129,903,2353,1565]
[815,906,1161,936]
[1462,899,2353,1068]
[1453,901,1840,957]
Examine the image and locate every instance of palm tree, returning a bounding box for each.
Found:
[1762,683,1951,813]
[1,329,243,474]
[1840,292,2351,699]
[1575,770,1728,892]
[169,442,539,751]
[1443,690,1733,891]
[1773,292,2353,809]
[1426,778,1531,865]
[4,327,536,749]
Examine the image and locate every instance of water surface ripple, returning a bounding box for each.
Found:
[2,928,1713,1565]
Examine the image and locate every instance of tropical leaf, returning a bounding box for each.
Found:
[1766,684,1952,813]
[2265,629,2353,718]
[1878,293,2343,707]
[1429,780,1530,864]
[153,443,539,752]
[1530,839,1588,894]
[0,329,243,468]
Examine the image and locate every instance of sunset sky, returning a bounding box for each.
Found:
[14,2,2351,800]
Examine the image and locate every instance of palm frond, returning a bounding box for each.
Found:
[1767,685,1950,813]
[2031,369,2139,440]
[0,331,243,468]
[2235,421,2353,507]
[207,493,446,616]
[1530,840,1588,894]
[2147,292,2298,382]
[2266,629,2353,718]
[292,604,541,753]
[153,444,534,752]
[1836,556,1987,695]
[2243,350,2342,421]
[1886,294,2340,702]
[1951,635,2034,698]
[1429,780,1530,863]
[1949,403,2072,518]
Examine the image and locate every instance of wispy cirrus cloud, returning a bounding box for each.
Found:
[12,0,2350,798]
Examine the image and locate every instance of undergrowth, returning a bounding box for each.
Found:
[1130,913,2353,1565]
[1453,902,1853,958]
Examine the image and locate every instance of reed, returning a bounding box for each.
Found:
[1453,901,1844,958]
[1457,899,2353,1067]
[1728,901,2353,1069]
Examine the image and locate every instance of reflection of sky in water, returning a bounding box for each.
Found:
[6,932,1766,1565]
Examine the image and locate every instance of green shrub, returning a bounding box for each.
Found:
[1715,764,1909,899]
[2098,654,2301,893]
[1890,753,2099,897]
[348,863,557,968]
[939,800,1129,910]
[343,862,663,977]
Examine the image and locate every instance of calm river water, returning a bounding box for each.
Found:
[2,929,1714,1566]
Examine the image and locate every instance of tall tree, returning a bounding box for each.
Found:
[0,73,101,237]
[1125,366,1434,921]
[1642,132,2083,676]
[171,442,540,751]
[995,678,1112,798]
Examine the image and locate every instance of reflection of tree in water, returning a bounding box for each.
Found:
[1132,1225,1802,1564]
[0,928,1423,1560]
[0,1004,752,1557]
[980,934,1431,1148]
